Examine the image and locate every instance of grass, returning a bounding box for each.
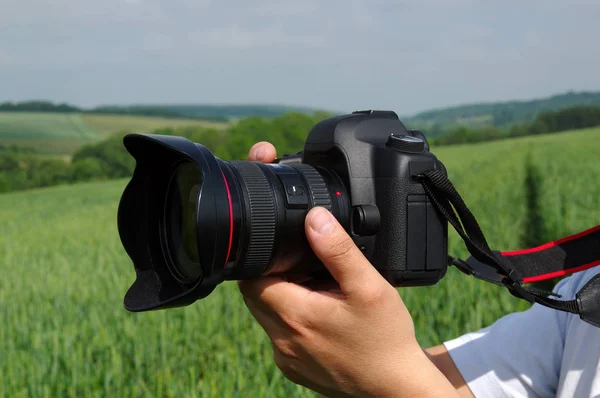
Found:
[0,180,297,398]
[0,112,229,155]
[0,113,98,141]
[1,138,93,156]
[81,114,228,138]
[1,126,599,396]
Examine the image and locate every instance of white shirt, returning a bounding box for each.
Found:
[444,267,600,397]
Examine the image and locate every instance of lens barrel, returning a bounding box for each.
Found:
[221,160,350,279]
[118,133,350,312]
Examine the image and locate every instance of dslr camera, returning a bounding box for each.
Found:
[118,110,448,311]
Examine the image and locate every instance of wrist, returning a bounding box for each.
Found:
[367,340,461,398]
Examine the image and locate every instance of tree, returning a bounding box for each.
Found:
[72,132,136,178]
[0,173,10,193]
[71,158,109,182]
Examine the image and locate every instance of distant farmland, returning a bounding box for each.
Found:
[0,112,229,155]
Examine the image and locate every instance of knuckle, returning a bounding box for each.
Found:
[279,311,314,338]
[273,349,302,384]
[360,283,394,307]
[273,338,298,360]
[326,236,357,263]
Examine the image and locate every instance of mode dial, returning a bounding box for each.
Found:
[385,134,425,153]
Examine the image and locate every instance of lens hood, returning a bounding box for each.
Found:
[118,133,232,311]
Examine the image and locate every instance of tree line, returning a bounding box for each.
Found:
[0,111,332,193]
[87,106,228,122]
[0,101,227,122]
[3,105,599,193]
[430,105,600,146]
[406,90,600,135]
[0,101,81,113]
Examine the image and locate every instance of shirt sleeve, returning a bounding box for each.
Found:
[443,275,581,398]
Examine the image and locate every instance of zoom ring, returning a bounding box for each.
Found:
[230,162,276,270]
[294,164,332,209]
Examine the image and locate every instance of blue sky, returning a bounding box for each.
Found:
[1,0,599,116]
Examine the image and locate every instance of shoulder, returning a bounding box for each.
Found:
[443,266,600,397]
[556,267,600,397]
[554,267,600,300]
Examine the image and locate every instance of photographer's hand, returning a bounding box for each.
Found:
[238,142,461,398]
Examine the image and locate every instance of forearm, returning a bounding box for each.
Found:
[424,345,474,398]
[353,344,462,398]
[391,348,462,398]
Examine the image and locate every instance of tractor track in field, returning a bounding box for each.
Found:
[521,152,547,248]
[521,152,561,290]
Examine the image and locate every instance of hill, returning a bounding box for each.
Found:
[404,90,600,135]
[1,100,328,122]
[1,126,599,396]
[94,104,325,121]
[4,90,600,149]
[0,112,229,155]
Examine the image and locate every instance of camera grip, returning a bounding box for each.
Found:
[372,178,447,286]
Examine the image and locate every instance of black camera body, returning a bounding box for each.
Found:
[118,110,448,312]
[296,110,448,286]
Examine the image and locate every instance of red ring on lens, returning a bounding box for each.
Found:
[221,171,234,267]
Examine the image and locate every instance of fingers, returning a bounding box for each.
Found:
[248,142,277,163]
[238,277,313,316]
[305,207,386,298]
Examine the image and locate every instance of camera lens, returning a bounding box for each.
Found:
[119,133,351,311]
[165,159,351,283]
[165,162,203,282]
[219,161,351,279]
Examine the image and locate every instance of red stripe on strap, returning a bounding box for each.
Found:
[501,225,600,257]
[522,260,600,283]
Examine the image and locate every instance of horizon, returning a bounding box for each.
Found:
[3,88,599,118]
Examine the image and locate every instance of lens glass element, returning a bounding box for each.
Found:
[166,162,203,282]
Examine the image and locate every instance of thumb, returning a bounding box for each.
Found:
[305,206,386,297]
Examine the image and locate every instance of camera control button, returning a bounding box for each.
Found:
[285,185,308,208]
[286,185,305,196]
[277,174,309,209]
[386,134,425,153]
[351,205,380,236]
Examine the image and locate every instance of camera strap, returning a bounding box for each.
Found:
[418,168,600,328]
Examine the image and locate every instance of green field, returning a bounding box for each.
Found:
[0,113,229,155]
[1,127,599,397]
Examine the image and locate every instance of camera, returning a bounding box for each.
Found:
[118,110,449,312]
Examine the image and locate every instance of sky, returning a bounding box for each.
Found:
[1,0,599,117]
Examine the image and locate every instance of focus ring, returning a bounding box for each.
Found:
[230,162,276,269]
[294,164,332,209]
